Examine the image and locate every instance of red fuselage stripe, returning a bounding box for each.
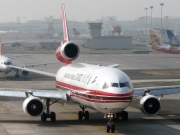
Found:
[55,80,133,97]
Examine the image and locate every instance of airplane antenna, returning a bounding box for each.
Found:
[62,4,69,43]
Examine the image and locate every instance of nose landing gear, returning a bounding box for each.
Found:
[106,113,115,133]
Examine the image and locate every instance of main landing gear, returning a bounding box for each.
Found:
[41,98,58,122]
[14,69,20,78]
[106,111,128,133]
[78,105,89,120]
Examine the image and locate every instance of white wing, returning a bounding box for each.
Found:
[9,65,56,78]
[133,85,180,97]
[0,88,68,101]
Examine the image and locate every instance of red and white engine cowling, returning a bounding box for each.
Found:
[139,95,161,115]
[56,41,80,64]
[23,96,45,117]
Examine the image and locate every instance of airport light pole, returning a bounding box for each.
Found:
[145,8,148,40]
[150,6,153,30]
[160,3,164,41]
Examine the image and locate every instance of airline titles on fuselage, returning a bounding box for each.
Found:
[63,73,95,85]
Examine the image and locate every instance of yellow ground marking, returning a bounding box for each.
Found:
[55,104,116,135]
[0,75,116,135]
[0,75,23,89]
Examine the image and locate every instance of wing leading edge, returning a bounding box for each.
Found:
[134,85,180,97]
[0,88,68,100]
[9,65,56,78]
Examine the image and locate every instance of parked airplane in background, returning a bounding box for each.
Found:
[0,4,180,133]
[72,28,91,38]
[0,39,57,78]
[166,30,180,46]
[148,30,180,54]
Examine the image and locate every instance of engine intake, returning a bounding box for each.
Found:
[23,96,44,117]
[140,95,161,115]
[56,41,79,64]
[22,70,29,76]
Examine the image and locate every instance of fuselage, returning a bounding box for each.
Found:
[0,55,12,74]
[55,63,134,114]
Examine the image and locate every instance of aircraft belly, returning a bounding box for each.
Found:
[70,95,130,113]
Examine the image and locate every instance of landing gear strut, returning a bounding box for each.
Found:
[78,105,89,120]
[106,113,115,133]
[41,98,57,122]
[15,69,20,78]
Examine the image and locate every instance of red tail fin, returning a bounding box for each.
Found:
[62,4,69,43]
[73,28,80,36]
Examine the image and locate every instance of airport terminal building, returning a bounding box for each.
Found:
[85,36,132,49]
[85,22,132,49]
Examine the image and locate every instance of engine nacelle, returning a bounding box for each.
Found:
[23,96,45,117]
[22,70,29,76]
[140,95,161,115]
[56,41,80,64]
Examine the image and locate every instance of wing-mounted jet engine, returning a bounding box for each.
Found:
[139,95,161,115]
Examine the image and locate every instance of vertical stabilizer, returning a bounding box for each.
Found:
[73,28,80,36]
[62,4,69,43]
[166,30,179,44]
[149,30,160,45]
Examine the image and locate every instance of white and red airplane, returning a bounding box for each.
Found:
[0,38,30,78]
[0,4,180,133]
[0,39,58,78]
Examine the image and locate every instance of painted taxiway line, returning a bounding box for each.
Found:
[0,75,23,89]
[54,104,116,135]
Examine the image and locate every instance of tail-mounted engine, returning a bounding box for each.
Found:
[139,95,161,115]
[23,96,45,117]
[56,41,80,64]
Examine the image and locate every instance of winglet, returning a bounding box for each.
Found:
[62,4,69,43]
[0,37,2,56]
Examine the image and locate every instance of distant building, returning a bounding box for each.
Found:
[85,36,132,49]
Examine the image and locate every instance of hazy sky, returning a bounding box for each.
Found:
[0,0,180,22]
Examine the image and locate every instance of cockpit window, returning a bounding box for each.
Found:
[4,61,11,65]
[7,61,11,65]
[102,82,109,89]
[119,82,132,89]
[111,83,119,87]
[119,83,125,87]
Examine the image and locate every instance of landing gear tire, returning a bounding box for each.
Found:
[78,111,83,120]
[15,74,19,78]
[50,112,56,122]
[41,112,47,122]
[41,99,58,122]
[84,111,89,120]
[122,111,128,121]
[110,124,115,133]
[114,113,120,120]
[106,124,110,133]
